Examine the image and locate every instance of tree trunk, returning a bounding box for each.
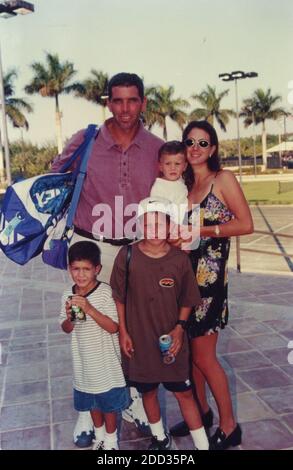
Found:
[261,121,267,170]
[207,115,214,127]
[101,104,106,123]
[163,120,167,140]
[55,94,63,154]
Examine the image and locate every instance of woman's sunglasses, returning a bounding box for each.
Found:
[184,138,210,148]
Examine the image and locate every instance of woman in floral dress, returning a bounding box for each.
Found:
[170,121,253,450]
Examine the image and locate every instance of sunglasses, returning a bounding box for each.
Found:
[184,138,210,148]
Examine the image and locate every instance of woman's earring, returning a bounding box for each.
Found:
[209,154,212,158]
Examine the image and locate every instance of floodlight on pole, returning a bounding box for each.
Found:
[0,0,34,185]
[0,1,34,15]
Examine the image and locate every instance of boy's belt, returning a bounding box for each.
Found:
[74,226,135,246]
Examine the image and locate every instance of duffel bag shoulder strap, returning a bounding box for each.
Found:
[60,124,98,173]
[65,124,99,230]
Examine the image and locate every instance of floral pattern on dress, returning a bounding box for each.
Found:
[195,297,213,322]
[187,189,234,339]
[196,258,219,287]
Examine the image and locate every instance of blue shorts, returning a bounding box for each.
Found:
[74,387,131,413]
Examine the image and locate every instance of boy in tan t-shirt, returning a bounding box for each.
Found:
[110,197,209,451]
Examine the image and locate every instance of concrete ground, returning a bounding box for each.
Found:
[0,248,292,450]
[229,206,293,274]
[0,202,292,451]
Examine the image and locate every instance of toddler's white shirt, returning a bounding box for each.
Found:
[150,177,188,224]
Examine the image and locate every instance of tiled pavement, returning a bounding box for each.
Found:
[0,252,293,450]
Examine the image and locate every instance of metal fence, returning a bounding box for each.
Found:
[236,229,293,272]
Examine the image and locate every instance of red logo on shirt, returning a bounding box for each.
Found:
[159,278,175,288]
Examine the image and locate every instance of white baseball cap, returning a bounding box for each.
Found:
[137,197,173,219]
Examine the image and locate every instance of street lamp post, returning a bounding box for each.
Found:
[0,1,35,186]
[218,71,258,183]
[218,70,258,273]
[0,42,9,184]
[252,111,257,177]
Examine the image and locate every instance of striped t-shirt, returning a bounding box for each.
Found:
[59,282,126,394]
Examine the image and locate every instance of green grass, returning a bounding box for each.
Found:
[242,181,293,204]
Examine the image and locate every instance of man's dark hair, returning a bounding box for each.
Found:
[158,140,186,161]
[108,73,144,101]
[68,242,101,266]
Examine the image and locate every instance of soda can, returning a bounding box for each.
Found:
[159,334,175,364]
[68,296,86,322]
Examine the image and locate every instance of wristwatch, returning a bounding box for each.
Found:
[214,225,220,236]
[176,319,187,330]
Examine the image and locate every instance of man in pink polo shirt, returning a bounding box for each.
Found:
[51,73,163,447]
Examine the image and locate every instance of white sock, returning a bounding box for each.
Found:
[149,418,166,441]
[130,387,139,400]
[104,430,118,450]
[94,424,105,442]
[190,426,209,450]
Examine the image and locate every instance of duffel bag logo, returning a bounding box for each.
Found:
[0,212,24,246]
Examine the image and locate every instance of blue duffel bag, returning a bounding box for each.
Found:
[0,124,98,267]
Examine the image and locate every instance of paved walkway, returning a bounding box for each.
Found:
[0,252,292,450]
[229,206,293,274]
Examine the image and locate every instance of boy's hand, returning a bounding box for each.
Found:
[69,295,92,315]
[119,330,134,359]
[168,326,184,357]
[65,299,73,321]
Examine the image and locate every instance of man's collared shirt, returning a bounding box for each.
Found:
[51,119,163,238]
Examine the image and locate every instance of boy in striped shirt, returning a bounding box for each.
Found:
[59,241,129,450]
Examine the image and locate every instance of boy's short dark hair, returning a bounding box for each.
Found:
[158,140,186,161]
[68,242,101,266]
[108,73,144,101]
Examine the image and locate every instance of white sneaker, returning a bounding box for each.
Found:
[92,439,104,450]
[73,411,94,448]
[122,388,149,431]
[104,442,119,450]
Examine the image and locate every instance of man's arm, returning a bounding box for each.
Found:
[50,129,85,172]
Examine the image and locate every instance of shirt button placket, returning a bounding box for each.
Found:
[121,152,128,188]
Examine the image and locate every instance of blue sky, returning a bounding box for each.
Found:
[2,0,293,146]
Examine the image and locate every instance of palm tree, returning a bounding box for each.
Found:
[144,86,189,140]
[4,70,33,129]
[0,70,33,182]
[25,52,77,153]
[68,70,109,122]
[190,85,234,131]
[240,89,286,167]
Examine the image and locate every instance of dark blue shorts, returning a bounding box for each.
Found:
[74,387,131,413]
[127,379,192,393]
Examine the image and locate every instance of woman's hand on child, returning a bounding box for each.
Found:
[119,330,134,359]
[168,237,184,248]
[168,326,184,357]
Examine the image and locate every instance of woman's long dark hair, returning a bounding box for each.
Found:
[182,120,221,191]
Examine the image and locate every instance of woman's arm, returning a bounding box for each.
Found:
[200,170,254,238]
